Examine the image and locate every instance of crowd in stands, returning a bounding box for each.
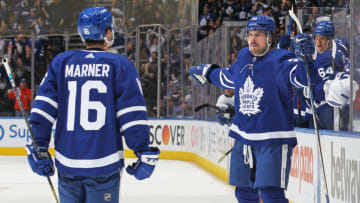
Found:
[0,0,354,118]
[198,0,350,40]
[130,26,193,118]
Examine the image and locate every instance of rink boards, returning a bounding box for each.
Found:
[0,117,359,203]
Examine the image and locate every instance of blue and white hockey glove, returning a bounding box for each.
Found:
[25,144,54,177]
[216,112,233,126]
[294,33,315,62]
[324,72,359,107]
[335,37,349,57]
[216,106,233,126]
[277,34,291,50]
[189,64,219,85]
[126,147,160,180]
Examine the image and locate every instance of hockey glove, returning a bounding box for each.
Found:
[126,147,160,180]
[216,112,233,126]
[189,64,219,85]
[324,72,359,107]
[294,33,314,62]
[277,34,291,50]
[216,106,233,126]
[25,144,54,177]
[335,37,349,57]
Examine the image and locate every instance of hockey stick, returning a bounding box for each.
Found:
[194,103,221,112]
[195,103,235,117]
[289,10,330,203]
[1,58,60,203]
[218,147,233,163]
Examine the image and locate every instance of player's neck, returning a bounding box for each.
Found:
[86,44,107,51]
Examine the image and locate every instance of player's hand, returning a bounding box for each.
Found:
[277,34,291,50]
[126,147,160,180]
[25,144,54,177]
[216,106,233,126]
[189,64,219,85]
[294,33,314,62]
[216,112,232,126]
[295,86,313,102]
[335,37,349,57]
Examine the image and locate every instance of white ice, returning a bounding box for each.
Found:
[0,156,237,203]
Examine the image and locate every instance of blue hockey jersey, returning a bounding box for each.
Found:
[29,49,150,177]
[309,49,348,110]
[208,47,314,146]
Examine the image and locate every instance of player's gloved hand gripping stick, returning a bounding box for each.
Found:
[1,58,60,203]
[126,147,160,180]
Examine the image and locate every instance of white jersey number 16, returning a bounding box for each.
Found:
[67,80,107,131]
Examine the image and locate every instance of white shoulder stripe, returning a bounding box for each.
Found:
[220,70,234,84]
[116,106,147,118]
[55,150,124,168]
[35,96,58,108]
[31,108,56,124]
[120,120,148,133]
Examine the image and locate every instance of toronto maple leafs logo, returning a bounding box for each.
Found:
[239,76,263,116]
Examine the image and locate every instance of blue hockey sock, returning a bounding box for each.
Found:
[259,187,288,203]
[234,187,259,203]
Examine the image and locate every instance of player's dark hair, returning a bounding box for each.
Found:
[84,28,111,47]
[85,39,105,46]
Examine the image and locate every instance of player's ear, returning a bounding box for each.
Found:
[105,28,112,41]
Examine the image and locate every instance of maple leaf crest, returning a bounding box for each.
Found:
[239,76,264,116]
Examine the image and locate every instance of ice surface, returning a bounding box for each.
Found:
[0,156,236,203]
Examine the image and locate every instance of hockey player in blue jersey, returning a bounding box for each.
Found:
[189,15,318,203]
[296,20,351,130]
[25,7,159,203]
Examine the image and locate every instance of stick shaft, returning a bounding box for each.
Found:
[2,58,60,203]
[288,11,330,202]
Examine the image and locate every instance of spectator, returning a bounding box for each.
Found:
[46,0,64,30]
[14,57,30,84]
[198,4,213,40]
[221,0,238,20]
[7,33,30,61]
[26,7,38,30]
[142,70,157,117]
[237,0,252,21]
[7,77,31,116]
[34,16,48,35]
[251,0,268,16]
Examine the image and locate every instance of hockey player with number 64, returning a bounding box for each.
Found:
[25,7,159,203]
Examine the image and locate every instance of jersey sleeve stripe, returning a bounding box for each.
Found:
[120,120,148,133]
[220,70,234,84]
[219,72,235,89]
[55,150,124,168]
[31,108,56,124]
[289,65,306,88]
[116,106,147,118]
[34,96,58,108]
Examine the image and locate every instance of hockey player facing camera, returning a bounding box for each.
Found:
[189,15,319,203]
[25,7,159,203]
